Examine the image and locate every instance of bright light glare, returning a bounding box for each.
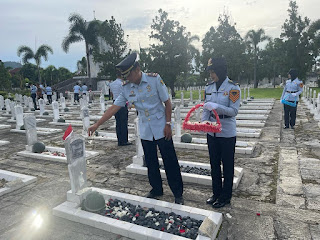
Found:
[32,214,43,229]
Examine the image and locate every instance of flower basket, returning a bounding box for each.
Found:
[182,103,222,133]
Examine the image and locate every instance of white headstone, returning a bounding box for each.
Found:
[0,95,4,109]
[53,92,57,102]
[60,93,64,99]
[133,118,144,166]
[100,95,105,114]
[39,99,45,116]
[190,89,193,102]
[181,91,184,106]
[15,105,24,130]
[43,94,48,104]
[64,133,87,194]
[247,87,250,99]
[174,102,181,140]
[23,95,28,106]
[81,107,90,137]
[24,114,37,151]
[28,97,33,111]
[70,94,74,105]
[10,102,16,120]
[52,101,59,122]
[5,99,11,114]
[61,97,66,110]
[198,89,201,101]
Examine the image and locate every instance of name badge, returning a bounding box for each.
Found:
[206,93,211,95]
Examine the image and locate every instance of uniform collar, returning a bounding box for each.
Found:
[215,77,229,92]
[130,72,147,88]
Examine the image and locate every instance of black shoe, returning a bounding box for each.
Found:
[212,198,231,208]
[206,195,219,205]
[174,196,184,205]
[118,142,132,146]
[145,191,163,199]
[284,126,289,129]
[291,126,295,129]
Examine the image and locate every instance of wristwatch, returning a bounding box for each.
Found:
[166,122,171,125]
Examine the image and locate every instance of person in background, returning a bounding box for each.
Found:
[30,83,38,110]
[109,71,130,146]
[88,53,184,205]
[280,68,303,129]
[202,57,240,208]
[45,84,53,104]
[82,82,88,95]
[73,82,81,103]
[39,83,45,99]
[36,83,43,101]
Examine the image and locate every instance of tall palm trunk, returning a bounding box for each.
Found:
[37,64,42,84]
[253,48,258,88]
[85,42,91,81]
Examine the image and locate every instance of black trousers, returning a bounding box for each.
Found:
[284,103,298,127]
[74,93,79,102]
[31,93,37,109]
[47,95,52,104]
[141,138,183,198]
[115,106,128,145]
[207,134,236,200]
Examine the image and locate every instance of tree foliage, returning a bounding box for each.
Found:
[147,9,199,96]
[0,61,11,90]
[62,13,100,80]
[93,16,128,80]
[17,44,53,84]
[201,12,246,82]
[245,29,270,88]
[280,0,312,80]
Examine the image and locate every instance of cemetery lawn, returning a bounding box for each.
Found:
[243,88,283,99]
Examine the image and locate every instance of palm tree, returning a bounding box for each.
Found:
[62,13,100,81]
[17,44,53,84]
[245,29,270,88]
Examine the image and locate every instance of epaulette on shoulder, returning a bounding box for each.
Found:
[206,81,214,86]
[228,79,237,85]
[122,80,129,86]
[146,72,158,77]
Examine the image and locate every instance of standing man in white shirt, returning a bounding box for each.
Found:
[73,83,81,103]
[109,71,131,146]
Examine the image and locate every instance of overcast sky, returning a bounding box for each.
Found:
[1,0,318,72]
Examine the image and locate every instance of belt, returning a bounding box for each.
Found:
[212,114,231,119]
[286,91,297,93]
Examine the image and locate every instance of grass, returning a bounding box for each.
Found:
[174,86,320,100]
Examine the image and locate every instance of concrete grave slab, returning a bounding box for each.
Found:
[0,124,11,130]
[49,120,93,127]
[126,159,243,189]
[17,146,99,163]
[0,140,10,146]
[53,187,223,240]
[0,169,37,197]
[173,139,255,154]
[88,131,135,142]
[10,127,63,135]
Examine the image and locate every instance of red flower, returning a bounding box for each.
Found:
[180,229,185,233]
